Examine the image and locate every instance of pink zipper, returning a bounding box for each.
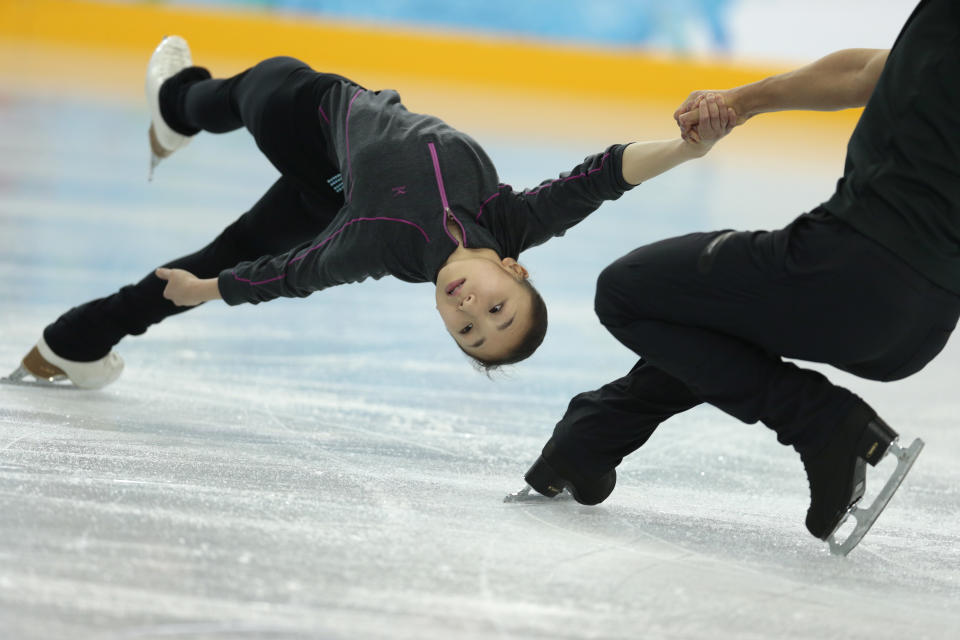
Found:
[428,142,467,246]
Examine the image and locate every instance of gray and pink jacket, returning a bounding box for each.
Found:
[218,80,635,305]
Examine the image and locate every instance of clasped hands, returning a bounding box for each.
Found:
[673,90,743,147]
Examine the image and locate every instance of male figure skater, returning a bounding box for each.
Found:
[513,0,955,555]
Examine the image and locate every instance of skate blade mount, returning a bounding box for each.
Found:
[503,484,572,503]
[148,150,160,182]
[1,365,74,389]
[827,438,925,557]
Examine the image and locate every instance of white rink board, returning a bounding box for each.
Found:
[728,1,917,62]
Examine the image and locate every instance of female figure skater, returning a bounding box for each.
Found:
[8,36,734,388]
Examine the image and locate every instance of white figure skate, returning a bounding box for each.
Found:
[146,34,193,180]
[4,336,124,390]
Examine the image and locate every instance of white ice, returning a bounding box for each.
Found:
[1,87,958,640]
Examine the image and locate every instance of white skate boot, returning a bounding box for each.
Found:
[4,336,124,390]
[146,34,193,180]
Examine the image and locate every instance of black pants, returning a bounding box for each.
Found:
[548,209,960,476]
[45,58,347,361]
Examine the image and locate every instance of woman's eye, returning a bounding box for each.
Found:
[489,303,503,314]
[459,323,473,334]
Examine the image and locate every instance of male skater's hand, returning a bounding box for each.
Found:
[619,93,736,184]
[679,93,738,151]
[155,267,222,306]
[675,90,745,144]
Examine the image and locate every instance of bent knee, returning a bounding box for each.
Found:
[253,56,310,75]
[594,256,654,327]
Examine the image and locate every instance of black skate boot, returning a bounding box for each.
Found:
[523,455,616,505]
[801,404,897,540]
[505,438,616,505]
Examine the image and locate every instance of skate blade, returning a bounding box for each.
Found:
[827,437,925,556]
[503,484,572,504]
[148,150,160,182]
[1,365,75,389]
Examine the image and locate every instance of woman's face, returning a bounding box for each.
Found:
[435,257,533,362]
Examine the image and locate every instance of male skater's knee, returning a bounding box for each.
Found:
[595,256,650,328]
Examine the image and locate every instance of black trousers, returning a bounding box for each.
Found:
[45,58,347,361]
[548,209,960,476]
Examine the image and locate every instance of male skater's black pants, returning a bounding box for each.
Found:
[547,209,960,476]
[45,58,349,361]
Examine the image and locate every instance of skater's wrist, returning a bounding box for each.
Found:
[196,277,222,302]
[680,135,714,158]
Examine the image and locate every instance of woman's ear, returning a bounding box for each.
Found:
[501,257,529,280]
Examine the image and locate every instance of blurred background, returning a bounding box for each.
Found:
[0,0,913,152]
[6,3,959,640]
[95,0,909,57]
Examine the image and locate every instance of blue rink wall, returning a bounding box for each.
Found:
[138,0,736,51]
[112,0,914,60]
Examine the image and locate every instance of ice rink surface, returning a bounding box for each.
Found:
[1,85,958,639]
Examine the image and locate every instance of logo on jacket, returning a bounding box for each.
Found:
[392,185,408,197]
[327,173,344,193]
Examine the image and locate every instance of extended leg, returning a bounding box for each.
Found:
[521,359,700,504]
[39,176,342,364]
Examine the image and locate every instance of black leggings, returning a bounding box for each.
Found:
[45,58,347,360]
[548,209,960,475]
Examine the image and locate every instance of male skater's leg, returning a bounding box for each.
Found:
[527,360,700,505]
[543,210,959,536]
[594,211,958,445]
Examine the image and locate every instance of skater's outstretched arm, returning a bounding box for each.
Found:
[674,48,890,141]
[489,93,736,258]
[621,93,735,184]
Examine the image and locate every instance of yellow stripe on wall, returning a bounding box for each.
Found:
[0,0,807,100]
[0,0,862,161]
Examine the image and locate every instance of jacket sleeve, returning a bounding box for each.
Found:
[489,143,635,256]
[217,233,362,305]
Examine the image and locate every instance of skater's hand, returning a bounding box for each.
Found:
[155,267,222,306]
[675,90,743,145]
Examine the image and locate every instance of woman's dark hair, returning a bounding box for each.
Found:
[457,278,548,373]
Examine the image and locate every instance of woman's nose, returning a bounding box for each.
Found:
[459,293,475,309]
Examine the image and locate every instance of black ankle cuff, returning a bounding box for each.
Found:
[158,66,212,136]
[797,399,877,458]
[43,321,109,363]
